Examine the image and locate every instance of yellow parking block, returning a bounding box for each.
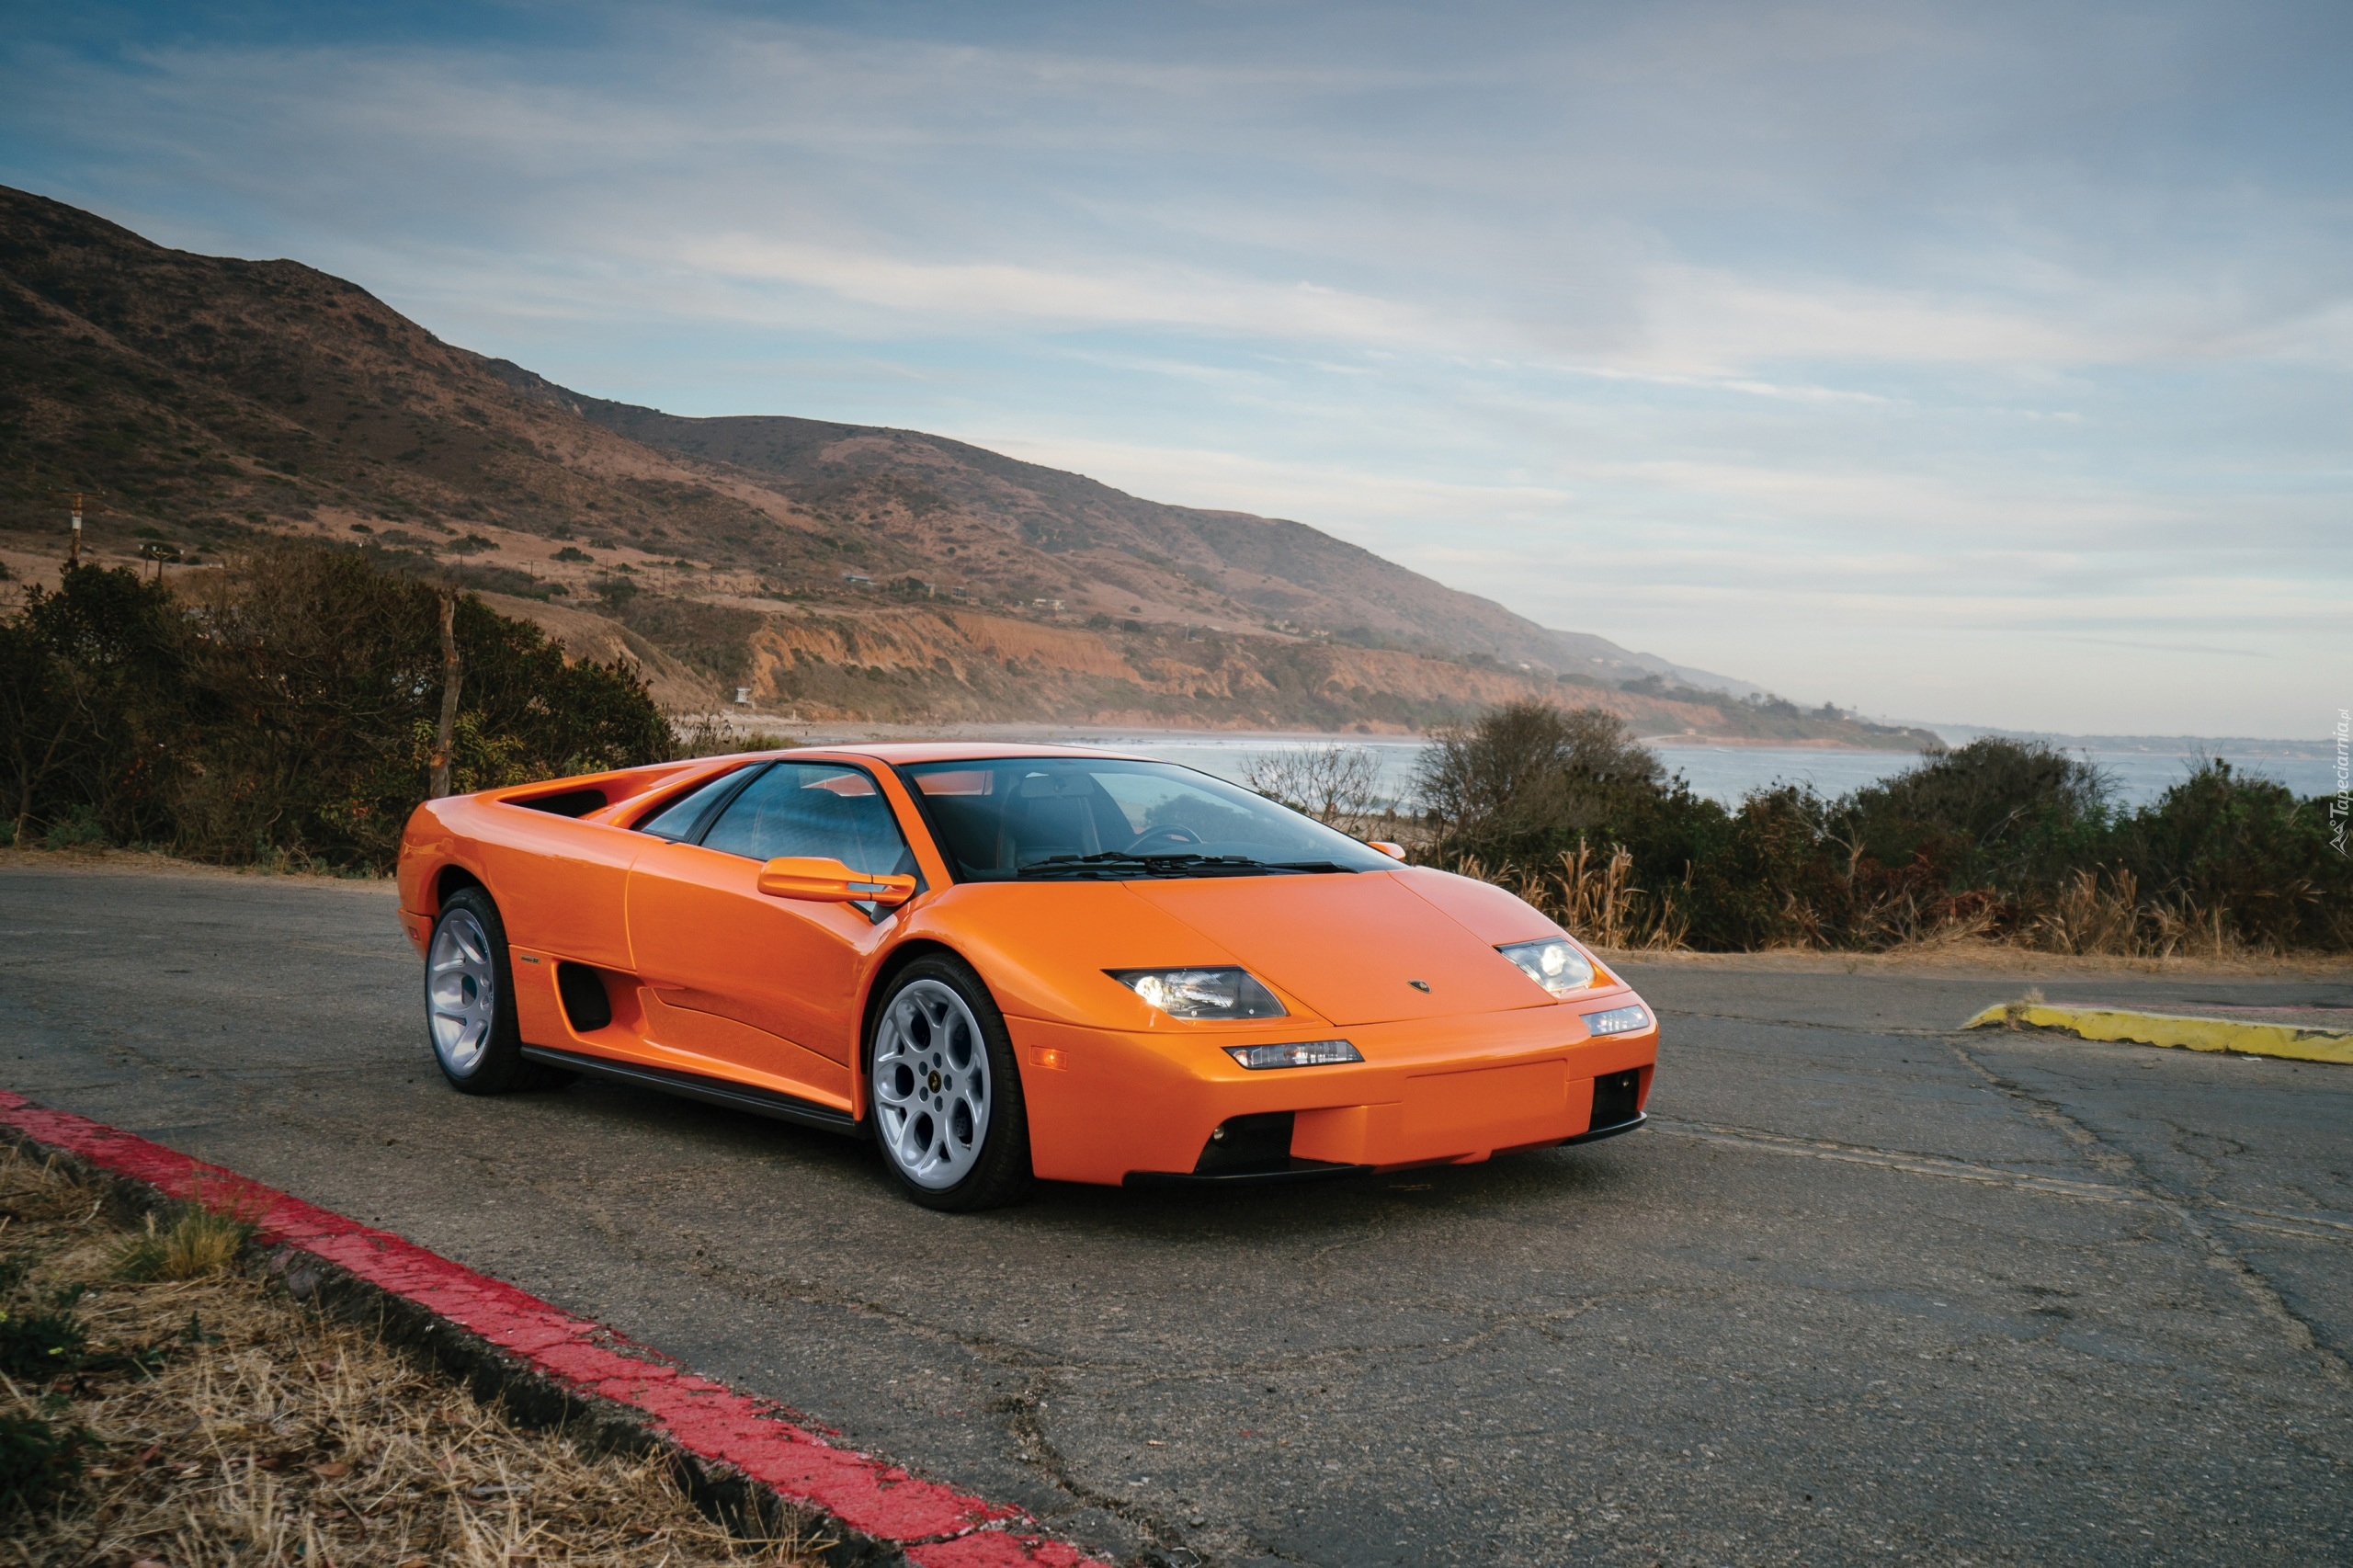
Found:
[1963,1002,2353,1065]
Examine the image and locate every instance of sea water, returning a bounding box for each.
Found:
[1086,732,2337,812]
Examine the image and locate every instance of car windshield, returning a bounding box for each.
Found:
[901,757,1397,881]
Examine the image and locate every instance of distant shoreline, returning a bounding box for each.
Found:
[755,717,2331,758]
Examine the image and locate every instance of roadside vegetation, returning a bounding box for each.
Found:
[0,1148,817,1565]
[1407,699,2348,956]
[6,550,2337,954]
[2,543,672,871]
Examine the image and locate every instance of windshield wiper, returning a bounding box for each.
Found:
[1014,852,1322,880]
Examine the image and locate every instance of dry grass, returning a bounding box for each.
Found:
[0,1150,822,1567]
[1462,846,1690,952]
[2022,866,2253,960]
[1603,944,2347,978]
[669,714,799,759]
[0,846,393,888]
[1441,847,2312,969]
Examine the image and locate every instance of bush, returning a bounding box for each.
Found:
[0,543,674,871]
[1243,744,1389,825]
[1414,703,2347,954]
[2115,760,2342,950]
[0,1410,91,1514]
[1837,739,2111,892]
[1416,700,1663,864]
[0,1300,87,1381]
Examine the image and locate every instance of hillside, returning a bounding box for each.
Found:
[488,359,1750,689]
[0,184,1928,747]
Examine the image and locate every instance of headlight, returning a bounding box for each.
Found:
[1109,967,1287,1019]
[1582,1004,1652,1036]
[1497,938,1596,997]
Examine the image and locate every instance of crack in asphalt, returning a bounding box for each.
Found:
[546,1205,1713,1567]
[999,1381,1203,1563]
[1654,1006,1965,1039]
[1650,1115,2353,1246]
[1943,1041,2353,1392]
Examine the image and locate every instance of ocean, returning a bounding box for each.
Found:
[1061,731,2342,811]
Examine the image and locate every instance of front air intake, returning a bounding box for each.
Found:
[1193,1111,1296,1176]
[1590,1069,1642,1131]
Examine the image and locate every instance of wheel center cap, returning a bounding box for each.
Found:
[927,1069,942,1092]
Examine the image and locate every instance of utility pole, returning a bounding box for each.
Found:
[427,589,462,798]
[48,490,104,567]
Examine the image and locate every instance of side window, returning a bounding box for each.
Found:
[700,764,915,878]
[637,766,756,841]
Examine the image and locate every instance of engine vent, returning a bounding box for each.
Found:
[510,788,608,818]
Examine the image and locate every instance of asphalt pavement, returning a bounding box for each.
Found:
[2,859,2347,1565]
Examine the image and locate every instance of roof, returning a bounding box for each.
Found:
[779,741,1153,766]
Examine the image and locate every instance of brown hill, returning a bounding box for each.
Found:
[486,359,1740,687]
[0,184,1929,747]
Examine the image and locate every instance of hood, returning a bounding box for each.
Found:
[1125,871,1551,1027]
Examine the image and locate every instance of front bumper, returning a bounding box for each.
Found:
[1006,996,1658,1187]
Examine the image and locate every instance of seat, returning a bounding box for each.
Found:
[998,773,1108,867]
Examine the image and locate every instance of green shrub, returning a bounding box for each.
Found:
[0,1301,87,1380]
[1415,700,1665,866]
[2116,761,2340,949]
[39,807,106,850]
[1415,704,2347,953]
[0,543,674,871]
[0,1409,92,1513]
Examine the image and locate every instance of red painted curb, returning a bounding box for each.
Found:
[0,1090,1109,1565]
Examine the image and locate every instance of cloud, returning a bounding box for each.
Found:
[0,0,2347,734]
[676,235,1433,340]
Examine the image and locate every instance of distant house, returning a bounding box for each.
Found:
[842,572,873,586]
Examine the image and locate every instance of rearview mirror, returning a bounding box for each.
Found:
[756,857,917,906]
[1367,841,1408,861]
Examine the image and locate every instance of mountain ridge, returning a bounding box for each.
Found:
[0,183,1921,746]
[481,357,1756,694]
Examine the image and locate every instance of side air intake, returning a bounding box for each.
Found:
[556,962,614,1032]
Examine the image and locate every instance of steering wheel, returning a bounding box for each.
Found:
[1126,824,1204,854]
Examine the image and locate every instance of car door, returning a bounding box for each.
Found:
[624,760,918,1107]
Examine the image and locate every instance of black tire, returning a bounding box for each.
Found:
[866,955,1034,1211]
[425,888,563,1094]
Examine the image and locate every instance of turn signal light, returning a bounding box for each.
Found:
[1223,1040,1363,1071]
[1582,1005,1652,1036]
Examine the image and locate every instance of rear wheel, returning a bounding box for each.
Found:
[868,957,1032,1210]
[426,888,560,1094]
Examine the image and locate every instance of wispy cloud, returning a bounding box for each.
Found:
[0,0,2347,734]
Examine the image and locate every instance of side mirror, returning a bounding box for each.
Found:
[757,857,917,906]
[1368,841,1408,861]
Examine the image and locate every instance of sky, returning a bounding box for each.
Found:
[3,1,2347,738]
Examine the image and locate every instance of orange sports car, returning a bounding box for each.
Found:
[396,745,1657,1210]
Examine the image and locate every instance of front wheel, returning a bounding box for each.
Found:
[867,957,1033,1210]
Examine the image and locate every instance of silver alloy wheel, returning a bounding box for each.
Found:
[426,908,497,1075]
[871,978,993,1190]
